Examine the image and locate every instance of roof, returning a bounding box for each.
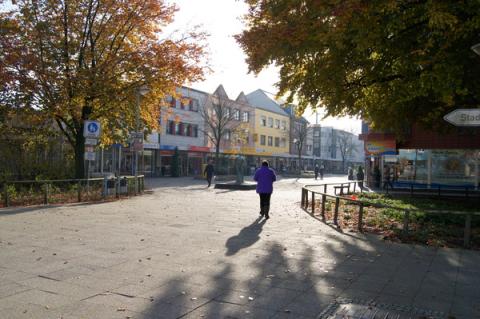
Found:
[245,89,289,116]
[283,105,309,124]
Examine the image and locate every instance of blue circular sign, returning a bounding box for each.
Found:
[87,122,98,133]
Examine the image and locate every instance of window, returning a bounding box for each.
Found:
[225,107,231,118]
[192,125,198,137]
[260,135,266,145]
[180,99,186,110]
[275,137,280,147]
[268,136,273,146]
[268,117,273,127]
[314,130,320,137]
[185,124,190,136]
[281,120,287,130]
[261,116,267,126]
[175,123,181,135]
[225,130,231,140]
[242,111,249,122]
[189,99,199,112]
[167,121,175,134]
[275,119,280,129]
[280,138,286,148]
[234,109,240,121]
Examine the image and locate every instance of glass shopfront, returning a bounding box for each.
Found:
[397,149,479,187]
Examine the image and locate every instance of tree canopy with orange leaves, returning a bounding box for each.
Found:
[0,0,207,177]
[237,0,480,136]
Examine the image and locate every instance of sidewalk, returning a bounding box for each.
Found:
[0,177,478,318]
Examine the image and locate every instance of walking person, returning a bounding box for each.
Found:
[254,161,276,220]
[314,164,319,180]
[356,166,365,189]
[204,160,214,187]
[319,164,325,180]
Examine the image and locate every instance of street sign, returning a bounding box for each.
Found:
[85,138,98,145]
[84,152,95,161]
[83,120,101,138]
[85,145,94,153]
[444,109,480,127]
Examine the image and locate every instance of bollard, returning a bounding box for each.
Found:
[311,192,315,214]
[77,181,82,202]
[334,197,340,225]
[324,184,327,193]
[321,194,326,221]
[115,176,120,198]
[3,183,10,207]
[43,183,49,205]
[403,210,410,235]
[464,214,472,248]
[353,182,356,193]
[358,203,364,232]
[102,176,107,199]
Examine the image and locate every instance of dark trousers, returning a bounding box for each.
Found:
[207,174,213,187]
[259,193,271,216]
[314,172,318,180]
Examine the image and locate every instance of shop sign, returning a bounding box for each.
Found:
[160,145,176,150]
[188,152,203,157]
[160,150,174,155]
[444,109,480,127]
[144,143,160,149]
[365,139,396,155]
[188,146,210,152]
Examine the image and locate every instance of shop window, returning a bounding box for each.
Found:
[260,135,266,145]
[268,136,273,146]
[274,137,280,147]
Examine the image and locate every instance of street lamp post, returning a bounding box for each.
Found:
[135,85,149,192]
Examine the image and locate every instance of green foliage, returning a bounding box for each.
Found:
[237,0,480,135]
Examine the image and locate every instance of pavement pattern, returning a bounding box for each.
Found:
[0,176,479,319]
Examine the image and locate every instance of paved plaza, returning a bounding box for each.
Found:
[0,176,479,319]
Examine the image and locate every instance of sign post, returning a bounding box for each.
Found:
[444,109,480,127]
[83,120,101,182]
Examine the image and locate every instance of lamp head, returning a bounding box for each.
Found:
[471,43,480,56]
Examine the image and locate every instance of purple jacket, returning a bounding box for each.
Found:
[254,166,276,194]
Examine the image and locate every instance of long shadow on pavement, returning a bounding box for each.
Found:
[225,217,266,256]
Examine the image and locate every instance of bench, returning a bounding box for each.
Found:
[333,184,350,195]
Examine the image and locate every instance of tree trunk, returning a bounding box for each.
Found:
[74,132,85,179]
[215,143,220,172]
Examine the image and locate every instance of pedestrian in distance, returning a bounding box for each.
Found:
[204,160,214,187]
[356,166,365,189]
[319,164,325,180]
[254,160,276,220]
[314,164,319,180]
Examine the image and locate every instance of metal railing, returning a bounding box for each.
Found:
[301,182,479,248]
[1,175,145,208]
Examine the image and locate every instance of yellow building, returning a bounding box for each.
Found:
[246,90,290,167]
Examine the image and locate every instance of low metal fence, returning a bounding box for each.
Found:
[1,175,145,208]
[301,182,479,248]
[385,182,480,198]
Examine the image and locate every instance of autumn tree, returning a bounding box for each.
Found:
[200,94,242,163]
[0,0,207,178]
[237,1,480,136]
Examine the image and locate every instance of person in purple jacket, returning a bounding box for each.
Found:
[253,160,277,220]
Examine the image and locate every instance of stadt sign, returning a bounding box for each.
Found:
[444,109,480,127]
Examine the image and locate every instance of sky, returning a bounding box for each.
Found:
[165,0,361,134]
